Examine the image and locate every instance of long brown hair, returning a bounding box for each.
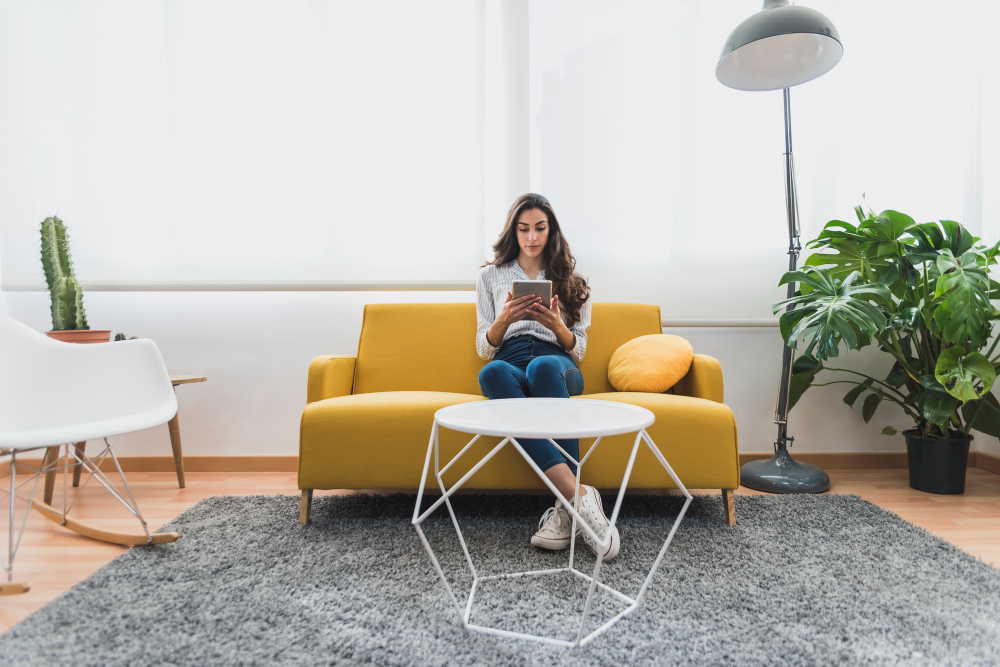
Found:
[483,193,591,327]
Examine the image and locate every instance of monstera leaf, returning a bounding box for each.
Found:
[962,392,1000,437]
[785,354,825,410]
[932,250,993,348]
[934,347,995,403]
[804,240,888,290]
[890,299,921,332]
[918,390,959,434]
[858,209,916,243]
[774,268,890,360]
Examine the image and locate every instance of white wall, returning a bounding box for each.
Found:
[0,238,6,317]
[10,289,995,461]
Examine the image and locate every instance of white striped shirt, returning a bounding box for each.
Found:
[475,260,591,363]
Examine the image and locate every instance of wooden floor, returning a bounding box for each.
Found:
[1,468,999,632]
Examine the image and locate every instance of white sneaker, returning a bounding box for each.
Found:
[531,501,572,550]
[572,485,620,561]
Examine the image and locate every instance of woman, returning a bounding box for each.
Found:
[476,193,618,561]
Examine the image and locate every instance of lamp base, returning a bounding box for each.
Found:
[740,450,830,494]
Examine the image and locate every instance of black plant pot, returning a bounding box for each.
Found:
[903,429,972,495]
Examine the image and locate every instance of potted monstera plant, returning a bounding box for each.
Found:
[775,201,1000,494]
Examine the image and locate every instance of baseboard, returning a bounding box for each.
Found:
[5,452,998,477]
[740,451,1000,471]
[3,456,298,476]
[739,452,912,469]
[975,451,1000,475]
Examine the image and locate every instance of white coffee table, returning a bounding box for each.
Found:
[412,397,692,648]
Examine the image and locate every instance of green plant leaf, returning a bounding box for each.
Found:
[779,308,811,342]
[918,374,945,391]
[918,390,960,433]
[860,210,915,242]
[862,392,881,423]
[885,368,909,388]
[881,426,898,435]
[934,348,996,403]
[875,262,900,286]
[843,378,874,407]
[774,267,890,361]
[890,299,920,332]
[940,220,976,256]
[792,354,821,375]
[961,392,1000,437]
[804,240,886,287]
[909,222,945,252]
[932,249,992,348]
[788,372,814,411]
[811,220,864,245]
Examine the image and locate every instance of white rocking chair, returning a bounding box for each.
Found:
[0,316,181,596]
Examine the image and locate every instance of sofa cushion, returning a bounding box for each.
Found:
[354,304,484,395]
[352,302,664,396]
[299,390,739,491]
[607,334,694,393]
[299,390,541,490]
[575,393,740,489]
[577,303,663,394]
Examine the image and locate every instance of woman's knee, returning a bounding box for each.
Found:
[527,356,583,397]
[479,361,518,397]
[525,356,564,384]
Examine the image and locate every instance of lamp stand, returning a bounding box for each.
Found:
[740,88,830,494]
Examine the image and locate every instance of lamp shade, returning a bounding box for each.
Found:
[716,0,842,91]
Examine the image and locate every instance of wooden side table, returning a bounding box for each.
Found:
[166,375,208,488]
[42,374,206,504]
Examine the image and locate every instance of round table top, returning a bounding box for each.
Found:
[434,398,654,438]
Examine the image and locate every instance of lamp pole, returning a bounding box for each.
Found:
[777,87,801,455]
[716,0,842,493]
[738,88,830,494]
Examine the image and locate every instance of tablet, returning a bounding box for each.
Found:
[511,279,552,304]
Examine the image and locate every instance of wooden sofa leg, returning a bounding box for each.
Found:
[722,489,736,526]
[299,489,313,525]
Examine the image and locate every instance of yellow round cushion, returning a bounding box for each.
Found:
[607,334,694,393]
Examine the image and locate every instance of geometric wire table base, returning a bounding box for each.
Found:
[413,420,691,648]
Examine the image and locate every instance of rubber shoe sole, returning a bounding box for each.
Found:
[530,534,571,550]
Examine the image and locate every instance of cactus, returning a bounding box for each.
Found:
[40,216,90,331]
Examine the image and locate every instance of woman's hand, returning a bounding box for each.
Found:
[527,295,567,334]
[497,291,542,327]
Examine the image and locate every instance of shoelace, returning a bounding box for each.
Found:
[574,496,607,540]
[537,505,567,532]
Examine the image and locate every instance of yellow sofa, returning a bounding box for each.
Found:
[298,303,740,525]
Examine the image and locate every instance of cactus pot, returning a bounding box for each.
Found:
[46,329,112,344]
[903,429,972,495]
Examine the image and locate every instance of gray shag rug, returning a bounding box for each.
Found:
[2,493,999,666]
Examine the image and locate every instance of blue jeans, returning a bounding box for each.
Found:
[478,335,584,473]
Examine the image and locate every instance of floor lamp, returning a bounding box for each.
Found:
[716,0,843,493]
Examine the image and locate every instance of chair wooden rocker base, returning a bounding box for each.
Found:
[2,440,179,596]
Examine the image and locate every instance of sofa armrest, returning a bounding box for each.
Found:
[671,354,724,403]
[307,355,357,404]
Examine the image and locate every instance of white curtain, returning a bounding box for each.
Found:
[0,0,482,285]
[2,0,998,308]
[526,0,1000,319]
